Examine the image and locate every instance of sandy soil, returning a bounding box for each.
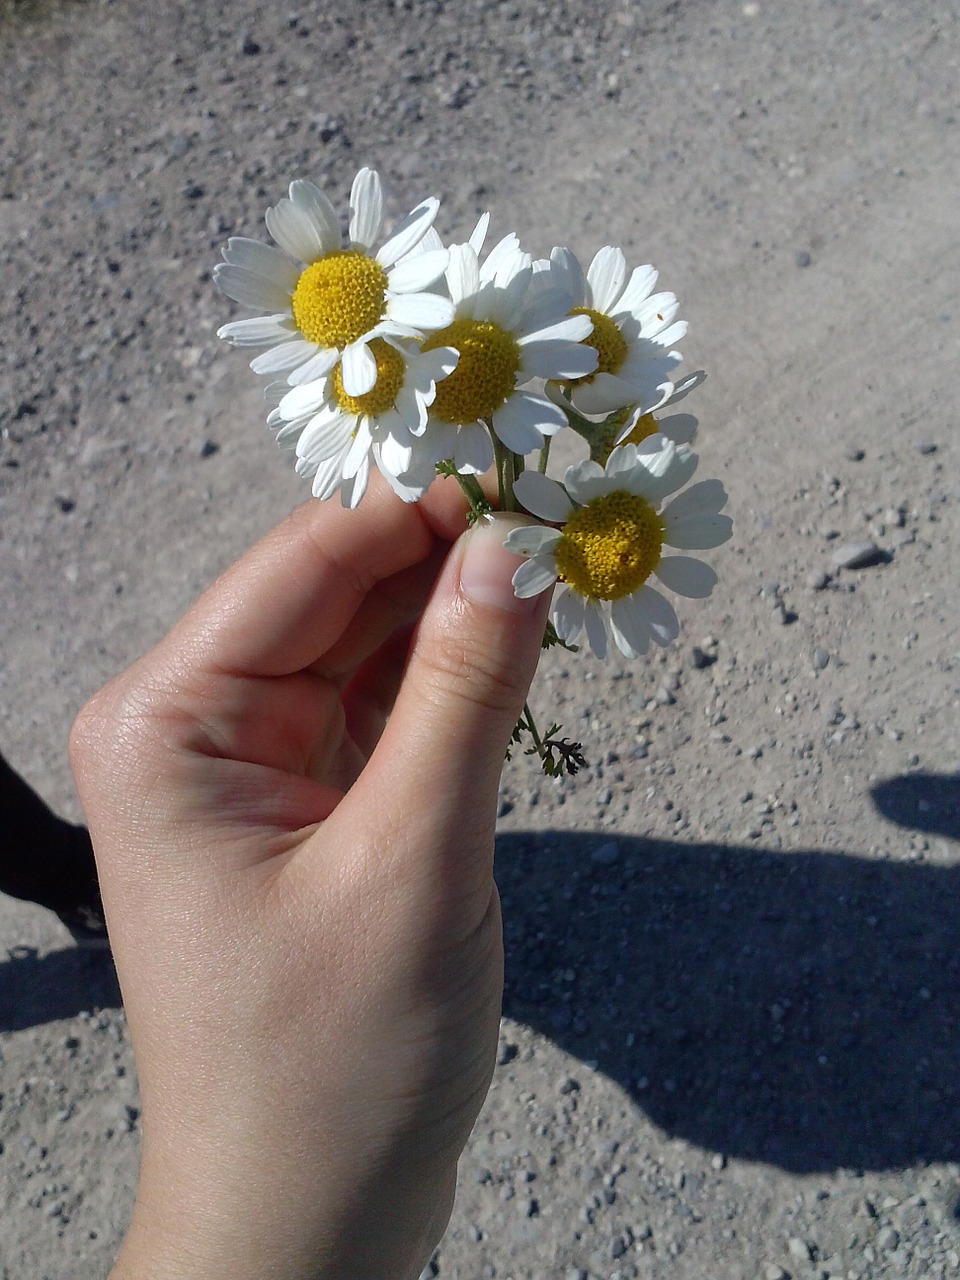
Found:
[2,0,959,1276]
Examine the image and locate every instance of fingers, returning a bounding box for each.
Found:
[158,475,471,686]
[345,515,552,913]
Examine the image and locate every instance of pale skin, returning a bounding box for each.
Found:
[69,477,551,1280]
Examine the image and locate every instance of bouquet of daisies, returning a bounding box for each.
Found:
[214,168,732,775]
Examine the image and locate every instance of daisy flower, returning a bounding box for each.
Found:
[214,168,454,396]
[593,369,705,463]
[504,438,732,659]
[545,245,687,417]
[266,336,458,509]
[417,215,599,469]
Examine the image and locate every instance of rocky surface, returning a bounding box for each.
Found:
[2,0,959,1276]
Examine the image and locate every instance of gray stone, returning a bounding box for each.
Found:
[787,1236,813,1262]
[813,647,830,670]
[831,540,887,569]
[807,569,830,590]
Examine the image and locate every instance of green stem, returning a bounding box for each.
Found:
[491,434,516,511]
[523,702,545,755]
[537,438,552,474]
[453,471,490,518]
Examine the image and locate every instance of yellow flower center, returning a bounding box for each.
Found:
[619,411,659,447]
[422,317,521,424]
[291,251,388,348]
[331,339,406,417]
[567,306,629,385]
[554,490,663,600]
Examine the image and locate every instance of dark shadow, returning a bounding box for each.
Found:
[0,944,121,1032]
[496,830,959,1174]
[871,772,960,841]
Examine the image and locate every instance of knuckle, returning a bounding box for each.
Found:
[417,622,527,719]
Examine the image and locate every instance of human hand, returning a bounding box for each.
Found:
[69,478,551,1280]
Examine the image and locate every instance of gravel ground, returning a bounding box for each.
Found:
[2,0,959,1276]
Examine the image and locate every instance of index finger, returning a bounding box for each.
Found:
[160,475,472,682]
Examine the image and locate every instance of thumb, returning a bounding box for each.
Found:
[360,513,552,870]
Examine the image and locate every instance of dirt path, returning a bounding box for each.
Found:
[2,1,959,1276]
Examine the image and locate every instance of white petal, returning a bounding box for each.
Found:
[512,556,559,599]
[340,341,377,396]
[297,410,354,462]
[342,454,371,509]
[417,345,459,388]
[520,338,598,381]
[586,246,627,313]
[385,247,449,293]
[221,238,302,291]
[562,458,608,505]
[490,395,546,453]
[310,452,348,499]
[514,285,578,338]
[385,291,455,331]
[377,197,441,267]
[286,346,341,386]
[279,379,331,420]
[288,179,342,255]
[342,420,373,479]
[609,595,650,659]
[479,232,524,284]
[552,587,585,643]
[217,313,296,347]
[503,525,563,556]
[249,339,318,375]
[637,292,680,332]
[395,381,426,432]
[661,478,728,522]
[446,241,480,306]
[468,212,491,254]
[583,602,609,659]
[265,199,329,265]
[614,263,658,315]
[349,168,384,250]
[213,264,293,312]
[513,471,574,523]
[547,246,585,308]
[378,431,414,477]
[453,422,494,474]
[273,419,305,448]
[570,372,644,416]
[633,585,681,644]
[654,555,718,598]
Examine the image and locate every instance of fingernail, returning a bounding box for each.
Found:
[459,515,545,614]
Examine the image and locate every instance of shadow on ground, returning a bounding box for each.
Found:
[871,771,960,842]
[0,944,120,1032]
[498,777,959,1175]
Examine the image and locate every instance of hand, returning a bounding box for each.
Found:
[70,478,551,1280]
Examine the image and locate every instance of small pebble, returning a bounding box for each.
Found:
[843,445,865,461]
[913,440,937,454]
[813,647,830,670]
[787,1235,814,1262]
[795,249,812,267]
[240,34,261,55]
[831,541,886,570]
[807,569,830,590]
[590,841,620,865]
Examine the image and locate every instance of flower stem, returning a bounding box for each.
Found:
[537,439,552,474]
[491,434,516,511]
[523,702,545,754]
